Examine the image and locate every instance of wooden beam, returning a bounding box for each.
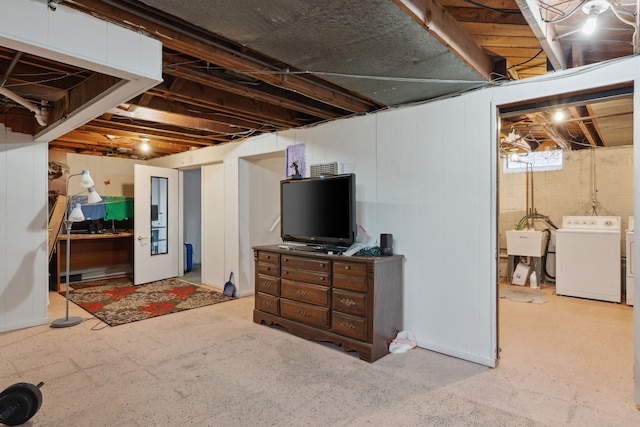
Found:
[108,104,244,135]
[147,79,309,128]
[569,106,598,147]
[132,95,269,131]
[514,0,566,71]
[68,0,381,113]
[48,73,121,127]
[162,54,344,120]
[446,7,527,25]
[394,0,495,81]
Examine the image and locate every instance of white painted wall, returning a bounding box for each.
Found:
[0,126,49,332]
[67,153,142,197]
[201,163,225,289]
[245,153,287,296]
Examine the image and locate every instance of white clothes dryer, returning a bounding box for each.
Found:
[556,216,621,303]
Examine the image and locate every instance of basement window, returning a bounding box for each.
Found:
[503,150,563,173]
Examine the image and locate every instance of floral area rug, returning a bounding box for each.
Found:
[64,277,233,326]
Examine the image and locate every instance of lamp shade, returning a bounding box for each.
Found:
[87,187,102,203]
[78,169,95,188]
[69,203,85,222]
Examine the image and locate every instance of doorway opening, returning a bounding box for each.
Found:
[496,86,634,391]
[182,168,202,285]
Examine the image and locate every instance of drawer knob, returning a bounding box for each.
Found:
[340,322,355,329]
[340,298,356,307]
[344,265,350,270]
[297,289,308,297]
[297,310,309,317]
[262,301,272,308]
[262,282,272,288]
[320,263,325,267]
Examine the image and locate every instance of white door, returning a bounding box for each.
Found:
[134,164,180,285]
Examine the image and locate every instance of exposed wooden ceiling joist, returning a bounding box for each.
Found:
[394,0,496,80]
[67,0,381,114]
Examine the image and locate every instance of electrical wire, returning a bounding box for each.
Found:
[538,0,587,24]
[464,0,523,14]
[507,49,545,70]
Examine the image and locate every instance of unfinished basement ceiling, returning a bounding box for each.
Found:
[499,87,634,153]
[1,0,637,158]
[138,0,487,106]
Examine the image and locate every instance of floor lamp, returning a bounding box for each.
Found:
[51,170,102,328]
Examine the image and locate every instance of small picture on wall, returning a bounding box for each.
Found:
[286,143,305,179]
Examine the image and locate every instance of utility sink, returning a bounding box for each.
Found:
[505,230,548,257]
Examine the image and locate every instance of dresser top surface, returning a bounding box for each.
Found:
[253,245,403,263]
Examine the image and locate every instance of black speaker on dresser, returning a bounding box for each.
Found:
[380,233,393,256]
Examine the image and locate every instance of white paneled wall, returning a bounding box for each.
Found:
[201,163,225,289]
[0,126,49,332]
[141,57,640,374]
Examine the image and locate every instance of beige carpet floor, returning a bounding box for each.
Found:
[1,280,638,426]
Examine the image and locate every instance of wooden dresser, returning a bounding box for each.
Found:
[253,245,403,362]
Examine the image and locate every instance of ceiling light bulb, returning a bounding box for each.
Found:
[554,111,565,121]
[581,1,610,35]
[583,11,598,34]
[139,136,150,152]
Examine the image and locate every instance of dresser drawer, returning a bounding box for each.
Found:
[258,251,280,265]
[332,289,367,317]
[332,311,367,341]
[281,266,330,286]
[257,261,280,277]
[256,292,279,315]
[281,299,330,328]
[333,261,367,291]
[281,279,330,306]
[256,274,280,296]
[281,255,330,273]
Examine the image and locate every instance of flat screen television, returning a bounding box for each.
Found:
[280,173,356,249]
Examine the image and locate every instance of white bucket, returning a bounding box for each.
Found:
[512,262,531,286]
[530,271,539,289]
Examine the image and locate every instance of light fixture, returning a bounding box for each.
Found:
[553,110,565,121]
[51,170,101,328]
[87,186,102,204]
[78,169,95,187]
[140,136,150,152]
[48,0,63,11]
[582,0,610,35]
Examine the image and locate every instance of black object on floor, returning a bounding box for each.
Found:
[0,381,44,426]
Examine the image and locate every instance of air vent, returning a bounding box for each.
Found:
[310,162,338,177]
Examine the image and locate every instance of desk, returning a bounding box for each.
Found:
[55,232,134,291]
